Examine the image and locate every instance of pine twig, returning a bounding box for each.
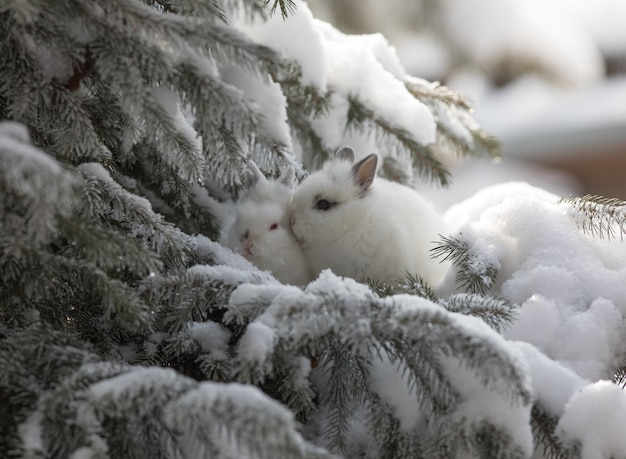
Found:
[405,79,501,161]
[439,294,516,333]
[346,95,451,186]
[530,405,578,459]
[430,235,499,294]
[559,194,626,241]
[264,0,297,19]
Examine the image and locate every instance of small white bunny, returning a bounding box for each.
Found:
[208,162,313,286]
[289,147,449,287]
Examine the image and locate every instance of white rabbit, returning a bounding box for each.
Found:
[208,162,313,286]
[289,147,449,287]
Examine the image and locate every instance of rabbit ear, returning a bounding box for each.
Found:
[278,165,296,188]
[336,146,355,163]
[351,153,378,194]
[244,160,266,188]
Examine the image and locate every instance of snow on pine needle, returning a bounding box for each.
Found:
[226,270,532,456]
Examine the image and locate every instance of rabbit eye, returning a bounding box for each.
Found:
[315,199,331,211]
[269,223,278,231]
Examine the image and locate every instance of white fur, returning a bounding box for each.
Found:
[290,152,449,286]
[212,164,313,286]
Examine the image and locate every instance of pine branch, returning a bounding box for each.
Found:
[33,363,193,459]
[431,417,529,459]
[559,194,626,241]
[379,337,457,420]
[57,216,162,278]
[346,95,451,186]
[3,324,333,459]
[276,61,334,170]
[440,294,516,333]
[142,264,276,354]
[264,0,298,19]
[531,405,579,459]
[56,255,153,332]
[77,163,193,270]
[111,0,279,75]
[228,273,531,456]
[0,122,77,246]
[0,325,100,457]
[141,274,232,335]
[147,0,227,22]
[431,235,499,294]
[272,355,317,420]
[379,155,415,185]
[369,273,438,301]
[195,351,231,382]
[614,367,626,388]
[319,345,369,453]
[405,78,501,161]
[164,382,337,459]
[366,395,421,459]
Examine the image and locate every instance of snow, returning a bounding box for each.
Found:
[78,162,155,214]
[162,381,306,458]
[421,179,626,453]
[236,321,276,367]
[191,234,263,274]
[68,446,107,459]
[18,410,44,456]
[188,321,231,359]
[314,19,436,148]
[315,0,626,182]
[0,121,78,244]
[23,34,74,82]
[557,380,626,458]
[441,182,626,381]
[0,122,64,175]
[218,62,293,150]
[88,367,182,399]
[233,2,327,90]
[150,86,203,155]
[234,0,436,157]
[514,342,587,417]
[291,356,313,389]
[186,263,276,286]
[306,269,376,301]
[367,353,422,431]
[441,354,533,456]
[227,283,290,323]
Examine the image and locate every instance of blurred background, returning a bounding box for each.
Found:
[308,0,626,209]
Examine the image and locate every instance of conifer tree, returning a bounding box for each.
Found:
[2,1,626,458]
